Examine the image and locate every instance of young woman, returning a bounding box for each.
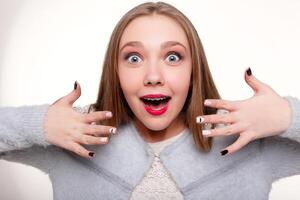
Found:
[1,2,300,199]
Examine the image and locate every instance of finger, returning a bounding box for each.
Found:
[244,67,271,94]
[77,134,109,145]
[51,96,64,105]
[220,133,252,156]
[60,81,82,106]
[196,112,236,125]
[203,99,236,111]
[68,142,94,158]
[202,124,243,137]
[83,124,117,136]
[82,111,113,123]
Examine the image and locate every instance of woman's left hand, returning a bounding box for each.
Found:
[196,68,293,156]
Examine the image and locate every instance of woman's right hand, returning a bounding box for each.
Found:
[43,81,117,158]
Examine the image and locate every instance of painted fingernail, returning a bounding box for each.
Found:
[246,67,252,76]
[220,149,228,156]
[109,128,117,135]
[89,152,95,157]
[74,81,78,90]
[202,130,211,136]
[106,112,112,117]
[204,100,211,105]
[196,116,204,123]
[100,137,108,143]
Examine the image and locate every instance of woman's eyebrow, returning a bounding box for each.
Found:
[119,41,187,52]
[161,41,187,51]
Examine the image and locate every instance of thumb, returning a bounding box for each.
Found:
[244,67,269,94]
[61,81,82,106]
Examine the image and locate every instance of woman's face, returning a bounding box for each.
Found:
[118,14,192,132]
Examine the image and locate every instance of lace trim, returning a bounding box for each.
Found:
[130,154,184,199]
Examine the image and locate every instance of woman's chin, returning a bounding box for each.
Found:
[138,117,173,131]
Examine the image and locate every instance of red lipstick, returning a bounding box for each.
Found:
[140,94,171,116]
[140,94,168,98]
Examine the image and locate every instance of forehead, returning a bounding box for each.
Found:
[119,14,189,50]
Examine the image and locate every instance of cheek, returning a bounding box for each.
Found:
[167,66,191,96]
[118,67,142,97]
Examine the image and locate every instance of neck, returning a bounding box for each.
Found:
[133,115,187,143]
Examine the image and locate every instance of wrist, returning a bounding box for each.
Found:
[281,97,293,132]
[279,96,300,143]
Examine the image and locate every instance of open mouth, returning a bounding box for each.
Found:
[139,95,172,110]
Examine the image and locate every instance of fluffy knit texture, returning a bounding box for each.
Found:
[0,96,300,200]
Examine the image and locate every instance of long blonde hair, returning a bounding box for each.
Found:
[90,2,221,151]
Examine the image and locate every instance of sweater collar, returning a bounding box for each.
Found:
[75,118,260,194]
[159,130,261,194]
[76,120,190,190]
[128,120,191,156]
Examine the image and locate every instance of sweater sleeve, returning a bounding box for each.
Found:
[278,96,300,142]
[261,96,300,181]
[0,104,51,152]
[0,104,57,173]
[0,104,91,174]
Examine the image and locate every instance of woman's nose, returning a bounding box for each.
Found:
[143,63,164,86]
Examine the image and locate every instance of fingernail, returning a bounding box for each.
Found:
[109,128,117,135]
[196,116,204,123]
[220,149,228,156]
[204,100,211,105]
[74,81,78,90]
[106,112,112,117]
[246,67,252,76]
[202,130,211,136]
[100,137,108,143]
[89,152,95,157]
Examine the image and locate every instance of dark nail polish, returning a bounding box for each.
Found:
[74,81,77,90]
[246,67,252,76]
[220,149,228,156]
[89,152,95,157]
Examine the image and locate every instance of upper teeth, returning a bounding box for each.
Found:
[144,97,167,101]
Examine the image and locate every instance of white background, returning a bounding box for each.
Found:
[0,0,300,199]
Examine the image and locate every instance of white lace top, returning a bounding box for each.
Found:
[130,129,187,200]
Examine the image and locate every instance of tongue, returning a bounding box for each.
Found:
[147,101,167,110]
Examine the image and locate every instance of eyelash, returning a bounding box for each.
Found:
[124,51,183,64]
[167,51,182,60]
[124,52,141,61]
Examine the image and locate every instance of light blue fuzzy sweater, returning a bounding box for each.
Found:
[1,96,300,200]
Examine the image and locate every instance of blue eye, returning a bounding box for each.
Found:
[126,53,142,64]
[166,52,181,63]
